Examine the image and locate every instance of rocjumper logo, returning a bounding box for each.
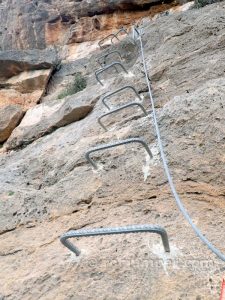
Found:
[0,1,6,10]
[220,279,225,300]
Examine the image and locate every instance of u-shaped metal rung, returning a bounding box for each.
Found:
[98,102,148,131]
[111,27,129,44]
[97,50,123,68]
[117,27,129,35]
[85,137,153,169]
[95,62,128,86]
[102,85,141,110]
[98,34,120,49]
[60,224,170,256]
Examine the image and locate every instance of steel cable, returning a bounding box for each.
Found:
[137,29,225,262]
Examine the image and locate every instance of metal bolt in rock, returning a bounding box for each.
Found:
[60,224,170,256]
[85,137,153,169]
[98,102,148,131]
[101,85,141,110]
[95,62,128,86]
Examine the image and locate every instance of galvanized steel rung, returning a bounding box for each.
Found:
[98,33,120,49]
[95,61,128,86]
[60,224,170,256]
[98,102,148,131]
[101,85,141,110]
[111,27,129,44]
[97,50,123,68]
[113,26,137,46]
[85,137,153,169]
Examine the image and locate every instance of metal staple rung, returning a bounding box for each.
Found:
[116,27,129,36]
[60,224,170,256]
[85,137,153,169]
[101,85,141,110]
[97,50,123,68]
[98,102,148,131]
[111,27,129,44]
[114,26,137,46]
[95,61,128,86]
[98,33,120,49]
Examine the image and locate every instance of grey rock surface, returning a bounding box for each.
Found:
[0,3,225,300]
[0,105,24,142]
[5,88,100,150]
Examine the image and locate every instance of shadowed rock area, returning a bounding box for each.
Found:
[0,1,225,300]
[0,49,57,79]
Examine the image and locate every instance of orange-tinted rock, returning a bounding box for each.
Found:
[45,18,69,46]
[0,105,24,142]
[67,3,177,44]
[0,89,44,110]
[0,49,55,110]
[0,0,177,50]
[0,69,52,111]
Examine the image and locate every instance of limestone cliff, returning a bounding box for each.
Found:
[0,1,225,300]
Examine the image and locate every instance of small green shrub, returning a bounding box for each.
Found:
[194,0,222,8]
[58,73,87,99]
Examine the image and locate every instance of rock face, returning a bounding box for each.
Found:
[0,48,57,111]
[66,3,175,45]
[0,105,24,142]
[1,2,225,300]
[5,87,102,150]
[0,48,57,79]
[0,69,52,110]
[0,0,177,50]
